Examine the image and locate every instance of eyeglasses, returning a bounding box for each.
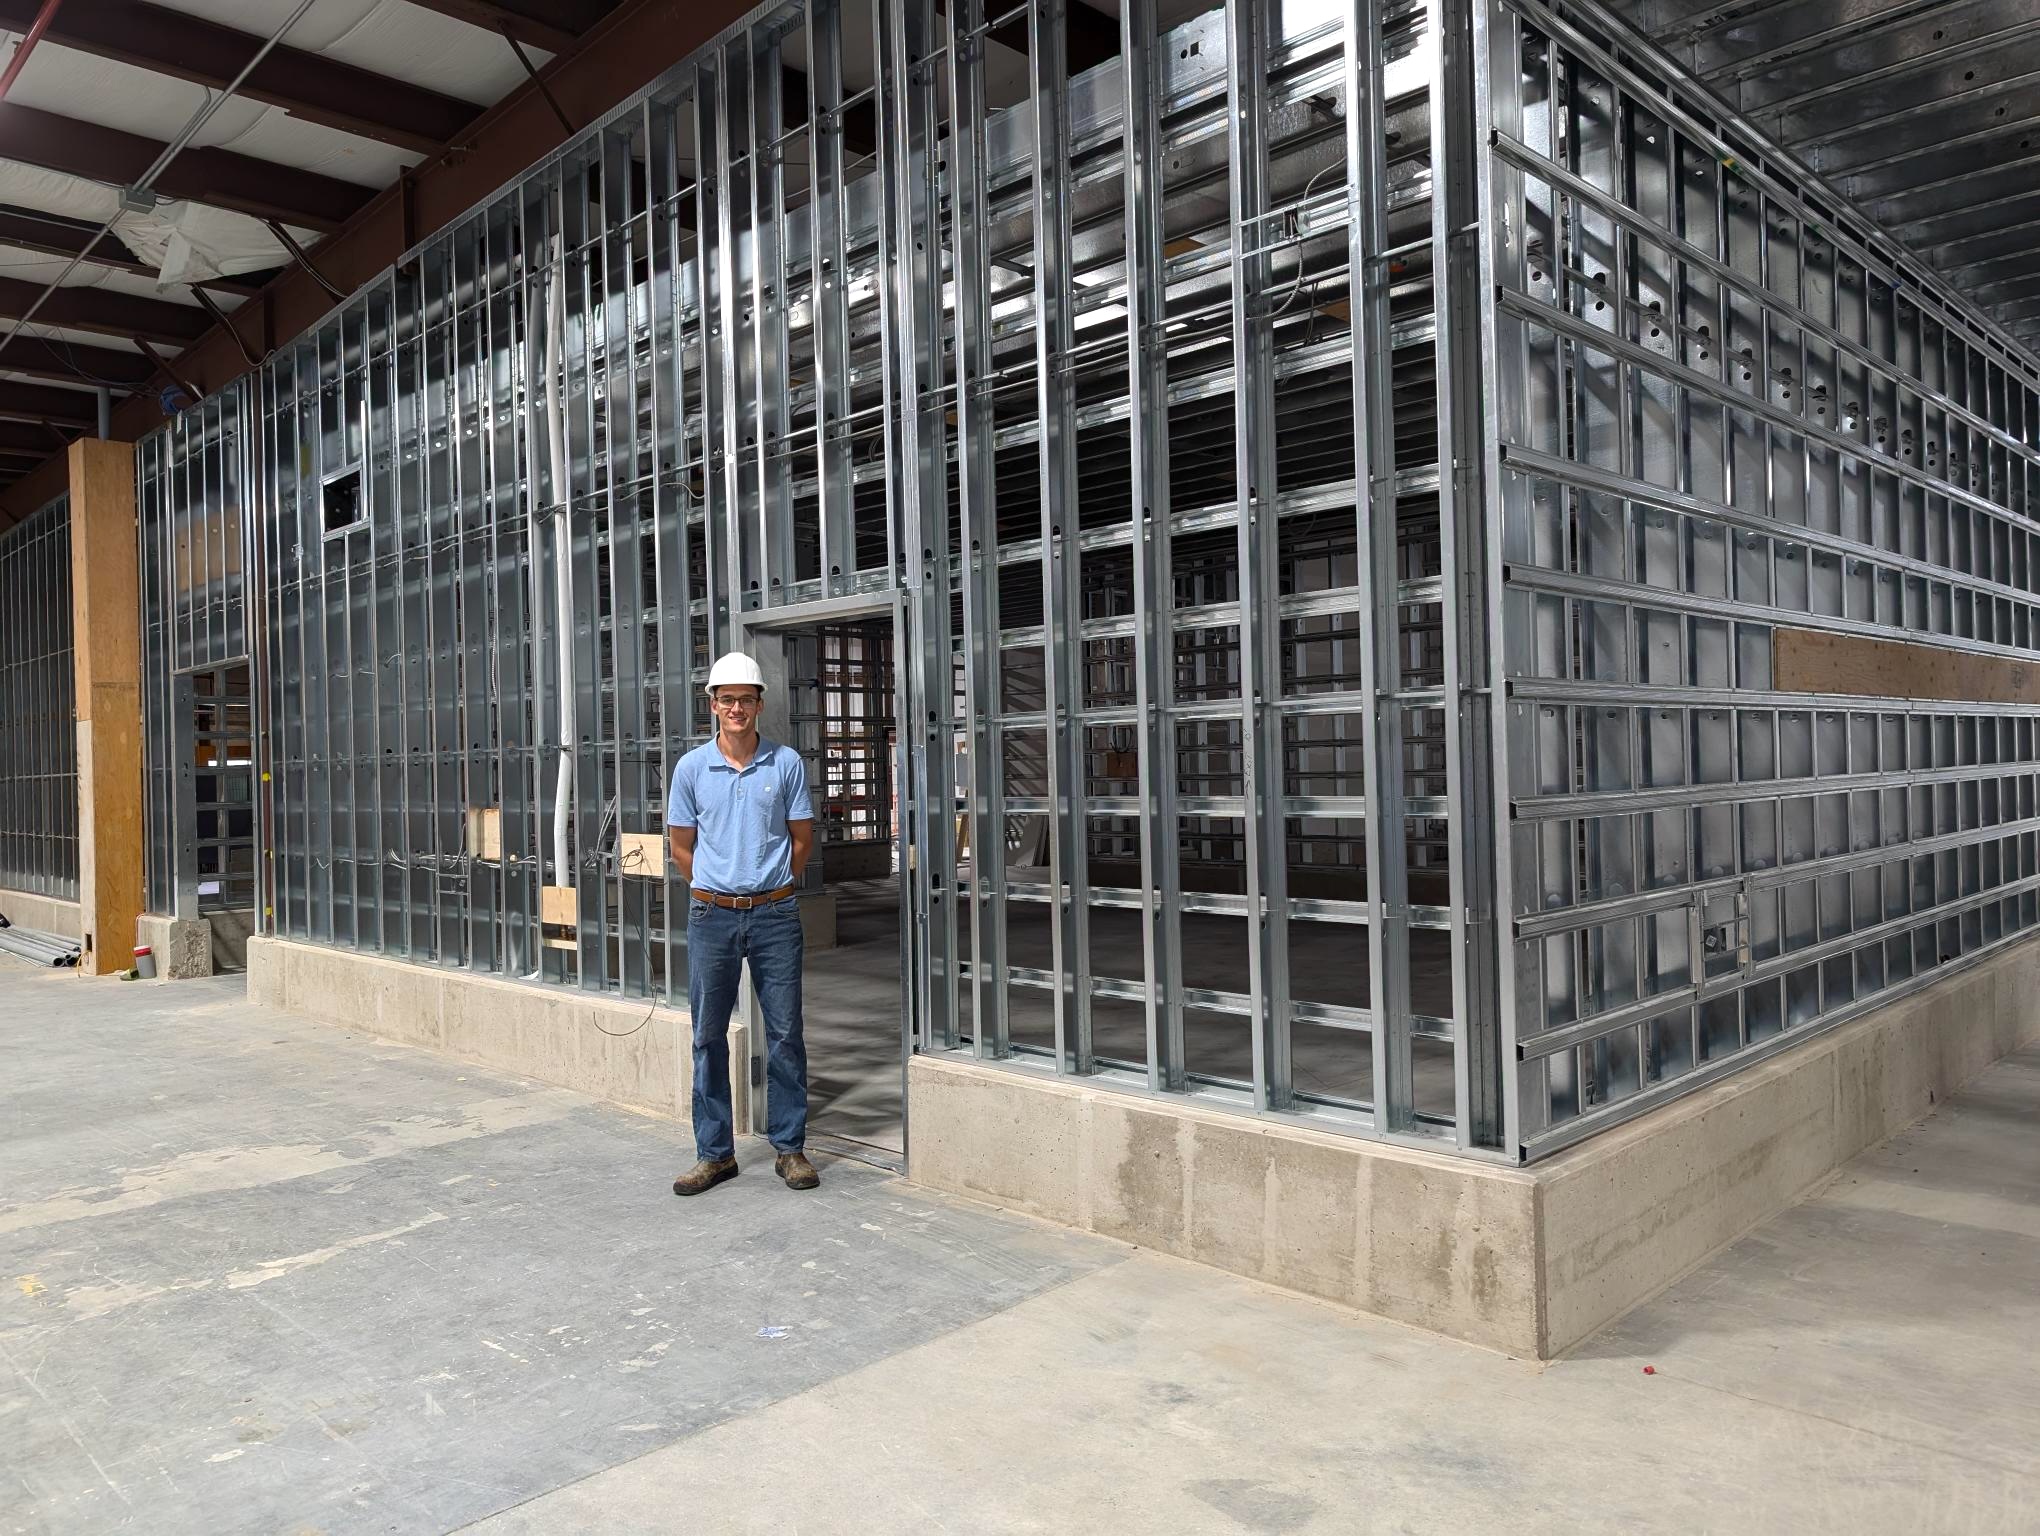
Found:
[714,694,761,710]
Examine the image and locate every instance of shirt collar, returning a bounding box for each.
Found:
[707,735,774,772]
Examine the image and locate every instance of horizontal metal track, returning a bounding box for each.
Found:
[1518,808,2040,941]
[1518,868,2040,1065]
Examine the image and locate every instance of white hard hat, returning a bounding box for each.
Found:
[705,651,767,695]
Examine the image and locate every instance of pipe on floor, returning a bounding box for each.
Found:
[0,926,80,966]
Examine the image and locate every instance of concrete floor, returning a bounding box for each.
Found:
[804,879,909,1155]
[4,958,2037,1535]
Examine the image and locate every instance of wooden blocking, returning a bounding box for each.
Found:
[541,884,578,952]
[465,806,502,862]
[618,831,666,879]
[1773,627,2040,705]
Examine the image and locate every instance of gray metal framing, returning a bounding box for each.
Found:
[102,0,2040,1164]
[1474,0,2040,1156]
[139,388,258,920]
[0,494,77,904]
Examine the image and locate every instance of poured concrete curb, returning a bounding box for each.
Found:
[247,935,743,1130]
[0,888,82,942]
[909,935,2040,1358]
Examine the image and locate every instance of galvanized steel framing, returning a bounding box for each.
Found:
[139,390,258,919]
[0,495,77,903]
[104,0,2040,1163]
[1476,0,2040,1154]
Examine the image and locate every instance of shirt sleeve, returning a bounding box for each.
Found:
[783,751,814,823]
[666,756,697,828]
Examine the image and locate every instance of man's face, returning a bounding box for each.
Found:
[712,688,762,726]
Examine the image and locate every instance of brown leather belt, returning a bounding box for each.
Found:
[690,884,796,911]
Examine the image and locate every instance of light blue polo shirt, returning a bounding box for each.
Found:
[666,735,814,894]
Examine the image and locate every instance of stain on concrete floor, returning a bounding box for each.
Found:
[0,963,1122,1535]
[6,956,2038,1536]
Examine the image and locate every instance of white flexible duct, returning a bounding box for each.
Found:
[547,233,574,889]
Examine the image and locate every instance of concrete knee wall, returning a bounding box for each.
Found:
[0,889,82,942]
[908,1058,1543,1351]
[243,928,2040,1357]
[909,934,2040,1359]
[247,936,741,1132]
[134,909,258,979]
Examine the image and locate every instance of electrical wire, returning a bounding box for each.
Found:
[1269,160,1345,320]
[587,995,657,1037]
[13,324,151,391]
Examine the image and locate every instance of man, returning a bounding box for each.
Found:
[666,651,819,1195]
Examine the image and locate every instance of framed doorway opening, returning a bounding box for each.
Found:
[741,597,913,1169]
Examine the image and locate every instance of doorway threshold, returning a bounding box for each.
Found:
[807,1130,904,1174]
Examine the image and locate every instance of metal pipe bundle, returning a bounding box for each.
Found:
[0,925,81,966]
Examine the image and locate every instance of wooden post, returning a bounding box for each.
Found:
[67,438,143,976]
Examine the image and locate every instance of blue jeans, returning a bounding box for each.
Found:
[686,895,807,1161]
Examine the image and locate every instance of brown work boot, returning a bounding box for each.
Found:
[774,1151,820,1190]
[672,1157,738,1196]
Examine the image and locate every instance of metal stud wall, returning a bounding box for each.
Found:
[1472,0,2040,1155]
[119,0,2035,1162]
[940,0,1484,1146]
[0,495,77,903]
[251,11,919,995]
[236,0,1484,1145]
[139,389,259,919]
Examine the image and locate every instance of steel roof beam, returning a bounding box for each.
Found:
[0,419,75,454]
[0,0,786,518]
[0,334,153,389]
[0,0,483,155]
[0,102,372,232]
[0,274,208,348]
[0,378,97,425]
[0,0,481,154]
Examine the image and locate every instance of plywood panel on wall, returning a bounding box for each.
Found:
[68,438,143,975]
[1773,627,2040,706]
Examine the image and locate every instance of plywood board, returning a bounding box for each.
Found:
[465,806,502,862]
[68,438,143,975]
[1773,627,2040,705]
[618,831,666,878]
[540,881,578,952]
[540,884,578,927]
